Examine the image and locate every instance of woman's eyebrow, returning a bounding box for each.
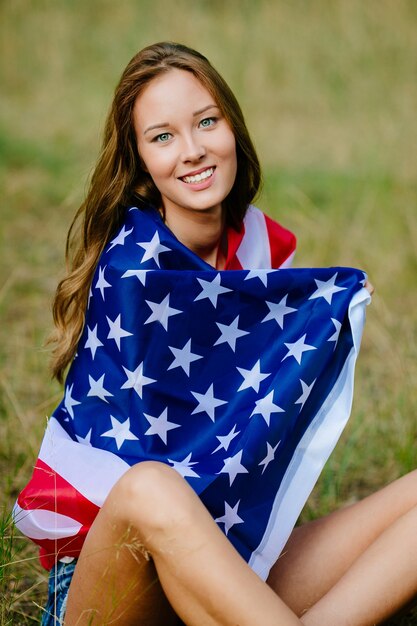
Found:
[193,104,219,116]
[143,105,219,135]
[144,122,169,135]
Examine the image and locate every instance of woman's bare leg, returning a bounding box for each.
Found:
[268,470,417,620]
[65,462,416,625]
[65,461,301,626]
[302,504,417,625]
[64,472,179,625]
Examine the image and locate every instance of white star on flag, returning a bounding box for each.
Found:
[251,390,284,426]
[237,359,271,393]
[106,315,133,350]
[87,374,114,403]
[101,415,139,450]
[64,384,81,419]
[143,408,181,444]
[212,424,240,454]
[261,295,297,329]
[107,225,133,251]
[194,274,232,307]
[95,266,111,300]
[295,379,316,410]
[191,384,227,422]
[308,273,346,304]
[168,453,200,478]
[168,339,203,376]
[327,318,342,346]
[121,362,156,398]
[121,269,149,286]
[76,428,92,446]
[244,269,274,287]
[259,440,281,474]
[137,232,171,267]
[214,316,249,351]
[218,449,249,486]
[144,294,182,331]
[282,334,317,364]
[84,324,103,359]
[215,500,244,535]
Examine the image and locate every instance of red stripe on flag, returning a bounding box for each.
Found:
[37,528,89,570]
[264,214,296,269]
[17,458,100,529]
[225,224,245,269]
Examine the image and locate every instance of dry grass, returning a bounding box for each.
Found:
[1,0,416,623]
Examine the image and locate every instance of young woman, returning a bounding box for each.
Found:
[14,42,416,626]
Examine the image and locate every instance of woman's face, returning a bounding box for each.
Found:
[133,69,237,222]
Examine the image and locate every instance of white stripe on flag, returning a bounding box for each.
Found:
[237,206,271,269]
[12,503,82,540]
[39,418,130,507]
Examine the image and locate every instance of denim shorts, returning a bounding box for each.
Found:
[41,559,77,625]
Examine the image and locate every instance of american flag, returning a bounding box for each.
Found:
[14,204,370,580]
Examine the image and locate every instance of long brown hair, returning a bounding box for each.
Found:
[50,41,262,382]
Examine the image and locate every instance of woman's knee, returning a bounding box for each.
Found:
[106,461,199,538]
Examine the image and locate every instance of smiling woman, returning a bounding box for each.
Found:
[133,69,237,267]
[12,41,417,626]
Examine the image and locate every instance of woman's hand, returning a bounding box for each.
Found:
[365,280,374,295]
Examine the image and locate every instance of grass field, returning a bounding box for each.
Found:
[1,0,416,623]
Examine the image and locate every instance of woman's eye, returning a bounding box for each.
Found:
[154,132,172,143]
[199,117,216,128]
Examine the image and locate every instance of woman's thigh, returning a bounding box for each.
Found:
[64,463,183,626]
[267,469,417,615]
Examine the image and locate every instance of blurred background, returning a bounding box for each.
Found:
[1,0,416,623]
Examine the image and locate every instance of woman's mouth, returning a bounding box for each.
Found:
[180,167,215,184]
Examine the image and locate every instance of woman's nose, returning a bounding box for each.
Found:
[180,133,206,162]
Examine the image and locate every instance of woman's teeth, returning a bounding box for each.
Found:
[182,167,214,184]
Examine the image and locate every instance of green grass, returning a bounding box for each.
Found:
[1,0,416,623]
